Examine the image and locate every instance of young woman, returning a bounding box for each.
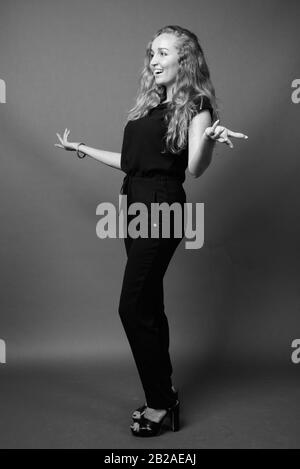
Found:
[55,25,248,437]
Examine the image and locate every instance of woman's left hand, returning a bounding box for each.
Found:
[205,119,248,149]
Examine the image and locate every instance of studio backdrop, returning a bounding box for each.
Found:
[0,0,300,449]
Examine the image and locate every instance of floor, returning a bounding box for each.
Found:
[0,356,299,448]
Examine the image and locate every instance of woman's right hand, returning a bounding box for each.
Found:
[54,128,81,152]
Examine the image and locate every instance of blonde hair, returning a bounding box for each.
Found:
[126,25,220,154]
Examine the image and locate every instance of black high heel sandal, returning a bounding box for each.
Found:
[131,389,178,422]
[130,400,180,437]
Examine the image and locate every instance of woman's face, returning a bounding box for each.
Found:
[150,33,180,89]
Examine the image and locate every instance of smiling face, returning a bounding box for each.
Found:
[150,33,180,96]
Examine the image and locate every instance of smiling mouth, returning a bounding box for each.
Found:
[154,70,164,76]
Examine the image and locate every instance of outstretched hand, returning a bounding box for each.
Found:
[54,128,80,152]
[205,119,248,149]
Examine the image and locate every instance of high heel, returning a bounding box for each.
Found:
[131,389,178,422]
[130,400,180,437]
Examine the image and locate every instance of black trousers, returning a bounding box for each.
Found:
[118,175,186,409]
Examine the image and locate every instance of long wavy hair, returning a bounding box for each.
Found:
[126,25,220,154]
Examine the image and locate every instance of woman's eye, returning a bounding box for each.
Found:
[150,51,167,58]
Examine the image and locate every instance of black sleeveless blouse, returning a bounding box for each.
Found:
[120,96,213,183]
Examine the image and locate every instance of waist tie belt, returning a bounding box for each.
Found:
[120,174,183,195]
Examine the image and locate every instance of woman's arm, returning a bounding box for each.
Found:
[55,128,122,171]
[75,144,122,170]
[188,111,215,178]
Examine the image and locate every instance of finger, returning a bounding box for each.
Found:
[227,130,248,139]
[213,127,225,139]
[206,125,222,139]
[217,136,233,148]
[225,137,234,148]
[214,129,227,140]
[205,129,215,139]
[54,144,64,148]
[64,128,68,139]
[212,119,220,131]
[56,133,63,144]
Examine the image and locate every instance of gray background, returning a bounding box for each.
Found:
[0,0,299,448]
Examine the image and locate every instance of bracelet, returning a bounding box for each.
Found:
[76,142,86,159]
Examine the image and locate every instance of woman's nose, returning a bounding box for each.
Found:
[150,55,158,67]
